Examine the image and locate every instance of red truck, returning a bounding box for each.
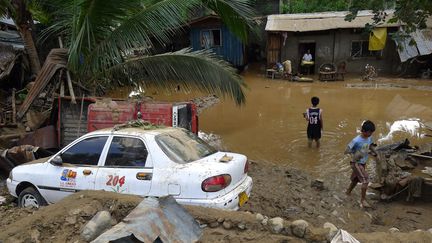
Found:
[57,97,198,147]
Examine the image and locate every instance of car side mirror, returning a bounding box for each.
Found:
[51,155,63,166]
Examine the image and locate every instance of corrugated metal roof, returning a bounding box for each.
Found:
[266,10,401,32]
[0,30,24,50]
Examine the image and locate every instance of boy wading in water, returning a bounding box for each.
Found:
[304,96,323,148]
[345,120,377,208]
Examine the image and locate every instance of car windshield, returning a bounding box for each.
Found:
[155,129,217,163]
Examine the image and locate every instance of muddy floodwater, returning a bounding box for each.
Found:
[110,66,432,184]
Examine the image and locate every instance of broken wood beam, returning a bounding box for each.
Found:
[58,37,76,104]
[59,69,65,97]
[17,48,68,119]
[66,71,76,104]
[409,153,432,159]
[12,88,16,124]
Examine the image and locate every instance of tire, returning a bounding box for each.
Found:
[18,187,47,208]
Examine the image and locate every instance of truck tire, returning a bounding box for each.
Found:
[18,187,47,208]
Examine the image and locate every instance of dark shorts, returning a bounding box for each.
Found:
[350,162,369,184]
[307,125,321,140]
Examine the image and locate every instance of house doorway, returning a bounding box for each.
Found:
[298,42,316,74]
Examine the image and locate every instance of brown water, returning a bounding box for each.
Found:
[109,66,432,179]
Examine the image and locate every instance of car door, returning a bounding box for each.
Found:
[95,135,153,195]
[40,136,108,203]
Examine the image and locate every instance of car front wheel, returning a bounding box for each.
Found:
[18,187,47,208]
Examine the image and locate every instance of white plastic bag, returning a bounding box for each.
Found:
[330,229,360,243]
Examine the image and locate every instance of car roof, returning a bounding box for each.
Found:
[86,126,180,137]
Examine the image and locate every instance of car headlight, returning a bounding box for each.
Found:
[8,171,13,180]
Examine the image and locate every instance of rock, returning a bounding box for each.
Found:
[0,196,6,205]
[262,217,268,225]
[427,228,432,234]
[286,206,301,214]
[332,210,339,216]
[209,221,219,228]
[30,229,41,243]
[291,219,309,238]
[217,218,224,223]
[323,222,338,240]
[318,215,325,219]
[65,216,77,225]
[269,217,284,233]
[69,208,82,215]
[81,211,112,241]
[311,179,325,190]
[82,205,98,216]
[256,213,264,222]
[304,226,328,242]
[237,222,246,230]
[222,221,232,230]
[389,227,400,233]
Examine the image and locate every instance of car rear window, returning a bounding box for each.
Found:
[155,129,217,163]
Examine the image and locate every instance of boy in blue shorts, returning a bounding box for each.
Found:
[345,120,377,208]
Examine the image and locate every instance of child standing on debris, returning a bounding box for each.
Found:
[304,96,323,148]
[345,120,377,208]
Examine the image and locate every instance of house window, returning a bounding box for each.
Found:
[351,40,382,58]
[200,29,222,48]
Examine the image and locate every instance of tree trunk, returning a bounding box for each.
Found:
[20,25,41,75]
[11,0,41,76]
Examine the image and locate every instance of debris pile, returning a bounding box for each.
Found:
[372,139,432,202]
[0,145,52,175]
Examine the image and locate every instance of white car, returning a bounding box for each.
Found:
[7,127,252,210]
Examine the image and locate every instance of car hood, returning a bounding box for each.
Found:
[23,156,51,165]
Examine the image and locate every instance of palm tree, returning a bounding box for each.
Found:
[0,0,41,75]
[39,0,256,104]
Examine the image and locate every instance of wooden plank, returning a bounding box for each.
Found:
[11,88,16,124]
[409,153,432,159]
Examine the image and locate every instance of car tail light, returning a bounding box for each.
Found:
[201,174,231,192]
[244,160,249,174]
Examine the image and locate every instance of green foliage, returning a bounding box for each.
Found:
[281,0,396,14]
[282,0,350,14]
[35,0,257,105]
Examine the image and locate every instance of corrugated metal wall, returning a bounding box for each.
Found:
[190,26,245,67]
[60,100,91,147]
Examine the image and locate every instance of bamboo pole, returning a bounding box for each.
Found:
[58,37,76,104]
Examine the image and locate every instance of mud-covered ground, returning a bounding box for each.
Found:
[242,160,432,233]
[0,160,431,242]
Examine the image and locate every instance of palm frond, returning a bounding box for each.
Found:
[202,0,257,42]
[81,0,203,76]
[105,48,246,105]
[0,0,13,18]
